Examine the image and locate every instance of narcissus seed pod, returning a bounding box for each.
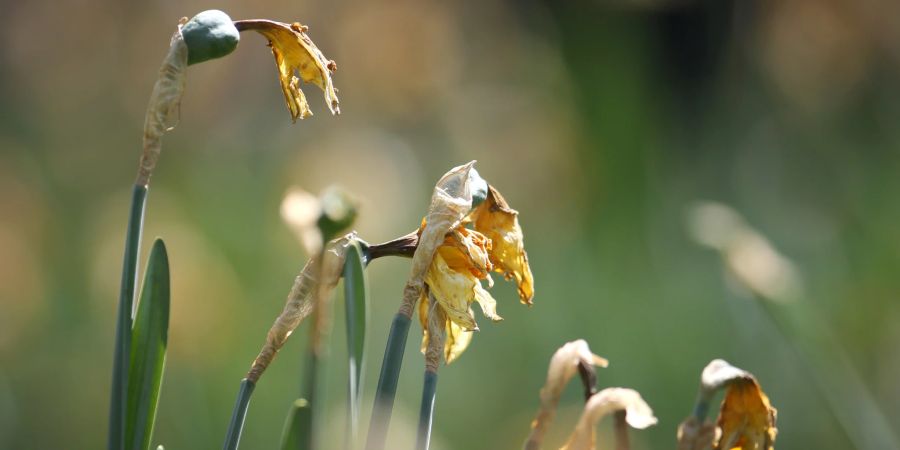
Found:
[181,10,240,65]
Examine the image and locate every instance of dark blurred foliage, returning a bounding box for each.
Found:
[1,0,898,448]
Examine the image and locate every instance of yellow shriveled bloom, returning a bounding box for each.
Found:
[241,20,340,122]
[715,378,777,450]
[418,185,534,363]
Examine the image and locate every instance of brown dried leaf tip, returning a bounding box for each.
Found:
[237,20,339,122]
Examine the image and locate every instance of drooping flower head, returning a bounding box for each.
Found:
[417,167,534,364]
[715,377,777,450]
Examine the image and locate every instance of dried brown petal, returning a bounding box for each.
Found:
[238,20,339,122]
[472,186,534,304]
[715,378,777,450]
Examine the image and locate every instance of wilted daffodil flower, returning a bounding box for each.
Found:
[678,359,777,450]
[417,168,534,364]
[716,377,777,450]
[236,19,340,122]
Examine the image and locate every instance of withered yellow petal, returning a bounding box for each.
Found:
[418,294,473,364]
[473,185,534,305]
[424,252,478,331]
[239,20,339,122]
[715,378,777,450]
[444,316,473,363]
[474,282,502,322]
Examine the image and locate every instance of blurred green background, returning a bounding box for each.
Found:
[1,0,899,448]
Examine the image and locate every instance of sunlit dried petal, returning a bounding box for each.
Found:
[443,227,493,277]
[560,388,658,450]
[473,185,534,304]
[474,283,502,322]
[424,252,478,331]
[715,378,777,450]
[238,20,339,122]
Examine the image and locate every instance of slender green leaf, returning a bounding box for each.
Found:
[126,238,170,450]
[365,313,411,450]
[109,184,148,450]
[223,379,256,450]
[279,398,312,450]
[343,240,369,439]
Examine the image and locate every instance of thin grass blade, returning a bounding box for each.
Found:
[125,238,170,450]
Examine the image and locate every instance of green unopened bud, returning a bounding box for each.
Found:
[182,10,240,65]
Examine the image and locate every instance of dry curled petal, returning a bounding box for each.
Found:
[238,19,339,122]
[472,186,534,304]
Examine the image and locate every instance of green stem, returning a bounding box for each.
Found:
[691,389,713,422]
[415,370,438,450]
[108,184,148,450]
[223,379,256,450]
[365,313,412,450]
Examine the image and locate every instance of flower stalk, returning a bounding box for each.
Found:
[416,296,447,450]
[366,162,476,450]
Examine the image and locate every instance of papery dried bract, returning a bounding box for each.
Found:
[560,388,658,450]
[473,186,534,304]
[241,20,339,122]
[247,234,356,382]
[137,23,189,186]
[402,162,476,317]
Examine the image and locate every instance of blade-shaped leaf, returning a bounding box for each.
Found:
[343,240,369,436]
[280,398,312,450]
[126,238,170,450]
